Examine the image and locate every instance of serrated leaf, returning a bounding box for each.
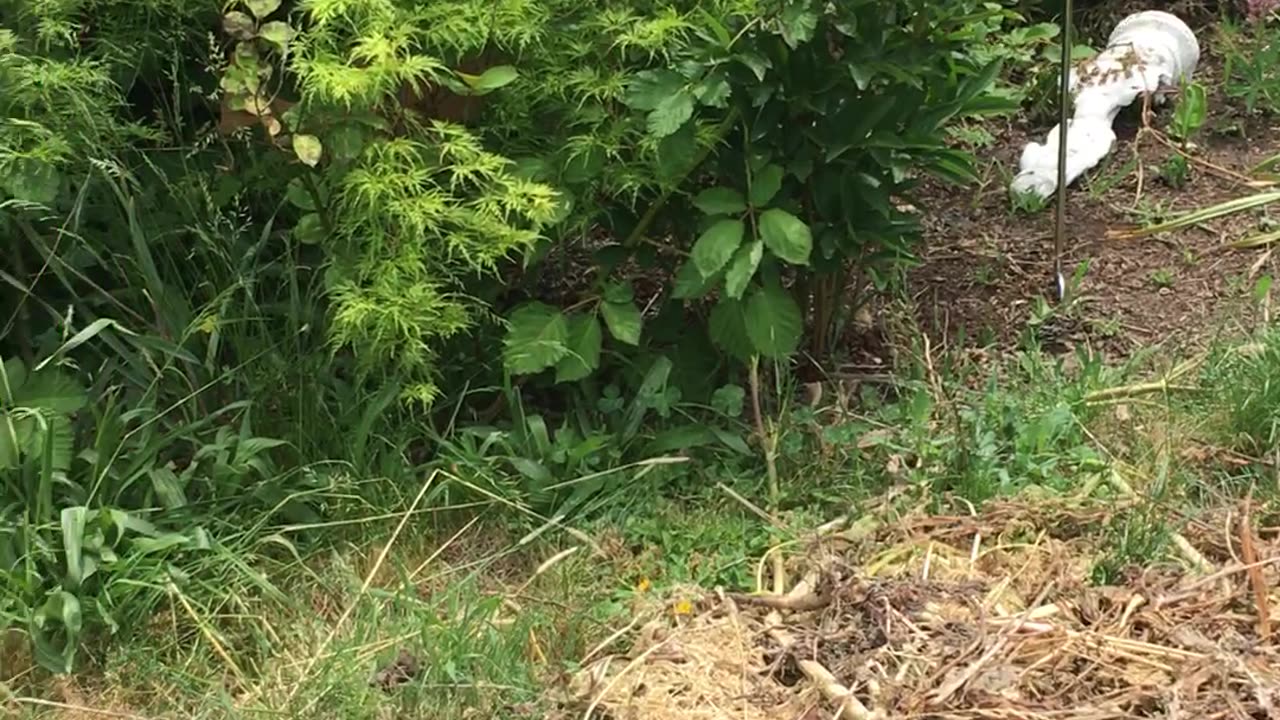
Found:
[672,260,719,300]
[750,164,784,207]
[648,91,694,138]
[459,65,519,94]
[758,209,812,265]
[723,240,763,299]
[695,71,731,108]
[258,20,295,47]
[292,135,322,166]
[711,385,746,417]
[779,5,819,48]
[222,11,256,39]
[745,285,803,358]
[709,299,754,361]
[693,187,746,216]
[244,0,281,19]
[692,219,744,278]
[503,303,570,375]
[601,300,642,346]
[626,70,685,111]
[554,314,602,383]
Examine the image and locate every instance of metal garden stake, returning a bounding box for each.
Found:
[1054,0,1073,302]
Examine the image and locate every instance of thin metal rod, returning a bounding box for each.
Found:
[1053,0,1073,301]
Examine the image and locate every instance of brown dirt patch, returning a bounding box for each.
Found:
[911,52,1280,360]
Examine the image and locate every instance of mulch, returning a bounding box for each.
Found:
[566,487,1280,720]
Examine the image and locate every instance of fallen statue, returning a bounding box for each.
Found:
[1010,10,1200,200]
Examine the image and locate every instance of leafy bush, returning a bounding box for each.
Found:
[501,0,1020,385]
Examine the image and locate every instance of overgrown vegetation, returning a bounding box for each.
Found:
[5,0,1280,717]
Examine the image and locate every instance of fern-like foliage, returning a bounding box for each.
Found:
[291,0,567,402]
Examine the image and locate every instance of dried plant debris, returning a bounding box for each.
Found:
[369,648,420,692]
[570,496,1280,720]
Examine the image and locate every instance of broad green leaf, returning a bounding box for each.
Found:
[709,299,754,361]
[745,285,803,358]
[149,467,189,509]
[758,209,812,265]
[692,219,744,278]
[16,368,86,414]
[735,52,771,81]
[459,65,519,94]
[750,164,784,206]
[602,281,634,305]
[779,5,818,48]
[656,121,697,180]
[672,260,719,300]
[292,135,323,166]
[555,313,603,383]
[601,300,642,346]
[693,187,746,216]
[626,70,685,111]
[222,11,256,39]
[244,0,281,19]
[694,71,731,108]
[723,240,763,299]
[294,213,325,244]
[286,177,316,209]
[503,303,570,374]
[648,91,695,138]
[258,21,295,48]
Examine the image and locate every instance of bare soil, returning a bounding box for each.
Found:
[910,55,1280,359]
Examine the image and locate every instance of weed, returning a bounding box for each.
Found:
[1219,18,1280,115]
[1150,268,1177,289]
[1010,189,1049,215]
[1168,81,1209,143]
[1200,328,1280,456]
[1159,155,1191,189]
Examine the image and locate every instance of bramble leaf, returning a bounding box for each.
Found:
[745,284,803,358]
[693,187,746,216]
[555,313,603,382]
[723,240,763,299]
[692,219,744,279]
[503,303,570,374]
[758,209,812,265]
[601,300,642,346]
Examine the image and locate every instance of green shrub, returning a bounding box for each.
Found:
[500,0,1022,387]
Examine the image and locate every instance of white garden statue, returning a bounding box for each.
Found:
[1010,10,1201,200]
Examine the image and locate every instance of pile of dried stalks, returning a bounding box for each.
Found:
[570,489,1280,720]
